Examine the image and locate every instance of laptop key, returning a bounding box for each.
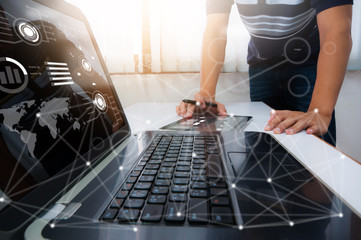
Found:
[141,204,164,222]
[175,172,190,178]
[126,176,137,183]
[173,178,189,185]
[134,166,144,171]
[209,180,226,188]
[211,207,234,225]
[110,199,124,208]
[191,176,207,182]
[118,209,140,222]
[160,167,174,173]
[124,199,145,208]
[155,179,171,186]
[191,182,207,189]
[152,186,169,195]
[145,164,160,170]
[176,166,191,172]
[117,190,129,199]
[130,190,148,198]
[131,170,141,177]
[169,193,187,202]
[102,209,118,221]
[188,198,208,224]
[211,197,229,206]
[149,160,162,164]
[158,173,173,179]
[143,170,157,175]
[134,182,152,190]
[165,203,186,223]
[190,189,208,198]
[139,176,155,182]
[172,185,188,193]
[148,195,167,204]
[122,183,133,191]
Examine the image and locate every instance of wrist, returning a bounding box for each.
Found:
[199,89,216,101]
[307,106,333,117]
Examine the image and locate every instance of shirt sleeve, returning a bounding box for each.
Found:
[206,0,234,15]
[311,0,353,14]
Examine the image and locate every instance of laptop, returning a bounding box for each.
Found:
[0,0,360,239]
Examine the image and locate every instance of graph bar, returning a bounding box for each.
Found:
[0,72,7,84]
[51,81,74,86]
[5,66,14,84]
[13,69,22,84]
[45,61,68,66]
[46,67,69,71]
[50,76,72,81]
[48,72,71,76]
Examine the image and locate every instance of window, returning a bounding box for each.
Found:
[68,0,361,73]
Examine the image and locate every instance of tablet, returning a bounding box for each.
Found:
[161,114,252,131]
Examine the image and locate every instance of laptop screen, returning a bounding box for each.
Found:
[0,0,127,211]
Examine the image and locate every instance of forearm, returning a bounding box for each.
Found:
[200,14,229,100]
[308,6,352,115]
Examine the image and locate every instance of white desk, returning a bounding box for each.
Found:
[124,102,361,217]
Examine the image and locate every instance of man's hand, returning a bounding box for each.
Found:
[176,92,227,118]
[264,109,332,136]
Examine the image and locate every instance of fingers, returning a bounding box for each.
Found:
[306,125,318,135]
[185,104,195,118]
[264,110,331,136]
[265,110,288,132]
[217,102,227,116]
[179,101,187,117]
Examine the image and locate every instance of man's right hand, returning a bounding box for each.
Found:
[176,92,227,118]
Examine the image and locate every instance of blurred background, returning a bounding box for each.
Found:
[66,0,361,161]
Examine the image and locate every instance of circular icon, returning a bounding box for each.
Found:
[81,58,92,72]
[17,21,41,44]
[0,57,28,94]
[283,37,311,65]
[93,93,107,112]
[287,74,311,98]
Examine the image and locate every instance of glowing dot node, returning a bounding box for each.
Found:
[289,221,294,227]
[314,108,319,113]
[133,227,138,232]
[36,113,41,118]
[119,166,124,171]
[77,72,81,76]
[339,213,343,218]
[192,153,197,157]
[50,223,55,228]
[238,225,243,230]
[195,101,201,106]
[231,183,236,188]
[271,109,276,114]
[230,113,234,117]
[86,161,91,166]
[176,212,181,217]
[341,155,345,159]
[267,178,272,183]
[0,197,4,202]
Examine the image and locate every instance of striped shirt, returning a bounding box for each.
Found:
[206,0,353,65]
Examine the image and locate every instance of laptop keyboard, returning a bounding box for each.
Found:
[101,135,235,226]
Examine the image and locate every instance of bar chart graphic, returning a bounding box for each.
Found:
[0,57,28,94]
[45,61,74,86]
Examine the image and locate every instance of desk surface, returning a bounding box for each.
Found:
[124,102,361,217]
